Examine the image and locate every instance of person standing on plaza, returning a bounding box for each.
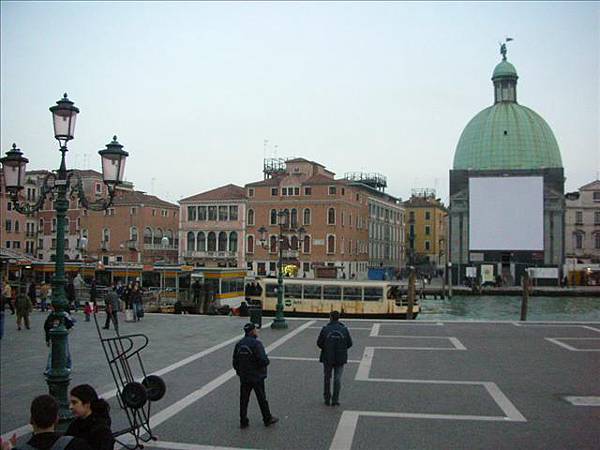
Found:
[28,281,37,310]
[232,322,278,429]
[39,282,50,312]
[317,310,353,406]
[66,384,114,450]
[3,278,14,315]
[89,279,97,305]
[73,272,85,309]
[16,288,33,331]
[102,286,120,331]
[66,277,77,312]
[130,282,143,321]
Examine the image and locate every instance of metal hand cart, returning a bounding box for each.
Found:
[93,309,166,449]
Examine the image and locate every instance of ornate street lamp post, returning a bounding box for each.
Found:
[257,211,305,330]
[0,94,129,424]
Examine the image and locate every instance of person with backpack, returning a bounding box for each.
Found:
[317,310,353,406]
[3,394,91,450]
[232,323,278,429]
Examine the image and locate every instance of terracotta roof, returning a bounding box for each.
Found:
[245,176,284,188]
[180,184,246,203]
[301,174,341,185]
[286,157,325,168]
[72,169,103,178]
[113,190,178,209]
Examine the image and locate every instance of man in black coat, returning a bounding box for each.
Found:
[317,310,353,406]
[232,323,278,429]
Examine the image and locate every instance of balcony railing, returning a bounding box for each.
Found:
[183,250,237,258]
[143,244,179,251]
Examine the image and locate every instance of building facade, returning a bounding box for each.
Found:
[449,46,565,286]
[178,184,247,268]
[403,189,447,270]
[565,180,600,263]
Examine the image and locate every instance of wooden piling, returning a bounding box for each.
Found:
[407,269,416,320]
[520,272,530,321]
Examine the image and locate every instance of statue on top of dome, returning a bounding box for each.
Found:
[500,37,514,61]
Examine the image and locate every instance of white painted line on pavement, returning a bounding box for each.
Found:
[308,326,372,330]
[513,323,600,333]
[564,396,600,406]
[144,440,261,450]
[545,337,600,352]
[370,323,380,337]
[1,321,273,442]
[329,408,526,450]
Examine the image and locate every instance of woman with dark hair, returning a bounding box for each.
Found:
[66,384,114,450]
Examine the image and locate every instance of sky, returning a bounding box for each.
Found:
[1,1,598,205]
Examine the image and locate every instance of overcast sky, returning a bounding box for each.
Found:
[1,2,598,205]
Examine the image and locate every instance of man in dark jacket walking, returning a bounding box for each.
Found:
[232,323,278,429]
[102,288,120,331]
[317,310,353,406]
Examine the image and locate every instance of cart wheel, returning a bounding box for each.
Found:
[122,382,147,409]
[142,375,166,402]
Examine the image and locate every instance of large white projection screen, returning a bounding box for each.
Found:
[469,176,544,251]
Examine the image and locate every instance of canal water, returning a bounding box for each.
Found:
[419,296,600,321]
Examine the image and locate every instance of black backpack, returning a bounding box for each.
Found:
[325,329,346,365]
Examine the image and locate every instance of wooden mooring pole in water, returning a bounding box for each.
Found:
[520,271,530,321]
[407,268,416,320]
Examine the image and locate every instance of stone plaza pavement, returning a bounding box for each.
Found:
[1,311,599,449]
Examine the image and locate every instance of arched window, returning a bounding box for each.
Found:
[270,235,277,253]
[144,227,153,245]
[248,209,255,226]
[154,228,163,246]
[218,231,227,251]
[327,235,335,254]
[103,228,110,243]
[229,231,238,252]
[207,232,216,251]
[197,231,206,251]
[166,229,173,243]
[247,235,254,254]
[130,226,138,242]
[328,208,336,225]
[291,235,298,251]
[303,208,311,225]
[303,235,311,253]
[281,236,290,250]
[270,209,277,225]
[291,209,298,227]
[187,231,196,252]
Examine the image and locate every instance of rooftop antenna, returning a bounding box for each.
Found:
[263,139,268,159]
[274,144,279,158]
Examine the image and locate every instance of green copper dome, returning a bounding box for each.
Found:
[453,53,563,171]
[492,60,518,80]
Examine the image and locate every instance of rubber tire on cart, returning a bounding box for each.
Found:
[142,375,166,402]
[122,382,148,409]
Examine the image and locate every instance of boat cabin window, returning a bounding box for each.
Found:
[303,285,322,300]
[323,286,341,300]
[285,284,302,298]
[364,287,383,301]
[266,283,278,298]
[342,286,362,301]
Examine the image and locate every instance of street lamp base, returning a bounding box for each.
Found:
[271,318,288,329]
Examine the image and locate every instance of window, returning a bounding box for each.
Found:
[303,262,311,274]
[269,262,276,273]
[130,226,138,242]
[229,232,238,252]
[328,208,336,225]
[291,235,298,251]
[52,219,57,232]
[248,188,254,197]
[294,187,300,196]
[248,209,255,225]
[154,228,163,246]
[208,206,217,221]
[356,193,360,201]
[575,211,583,225]
[574,233,583,249]
[271,188,278,196]
[218,206,228,221]
[343,287,362,301]
[102,228,110,243]
[409,211,415,222]
[39,218,44,231]
[304,186,312,196]
[303,208,311,225]
[144,228,153,245]
[198,206,207,220]
[229,205,238,220]
[282,187,288,196]
[5,241,10,248]
[5,220,11,232]
[328,186,336,195]
[162,209,168,217]
[323,286,341,300]
[152,209,156,217]
[327,235,335,254]
[13,241,20,249]
[291,209,298,227]
[270,236,277,253]
[364,287,383,301]
[595,211,600,225]
[303,235,311,253]
[130,207,137,215]
[593,191,600,202]
[270,209,277,225]
[207,232,216,251]
[95,183,102,194]
[218,231,227,251]
[425,240,431,251]
[595,233,600,249]
[247,235,254,253]
[425,211,431,220]
[197,232,206,251]
[425,225,431,235]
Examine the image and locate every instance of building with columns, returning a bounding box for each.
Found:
[449,45,565,286]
